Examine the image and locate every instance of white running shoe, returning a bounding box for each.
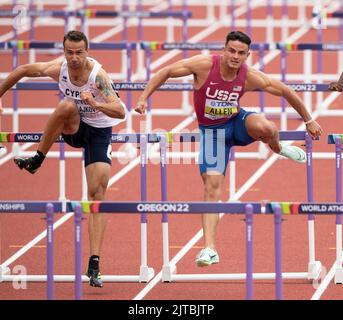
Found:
[279,142,306,164]
[195,247,220,267]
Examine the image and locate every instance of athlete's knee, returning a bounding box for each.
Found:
[204,175,222,200]
[252,121,278,142]
[258,121,277,137]
[88,186,106,201]
[87,179,108,201]
[57,100,78,119]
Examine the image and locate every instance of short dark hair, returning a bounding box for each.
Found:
[63,30,88,49]
[225,31,251,48]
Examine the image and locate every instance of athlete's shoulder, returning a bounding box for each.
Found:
[95,67,111,83]
[246,66,267,82]
[245,66,273,91]
[49,56,64,68]
[246,65,259,76]
[190,54,213,64]
[186,54,213,72]
[40,57,64,81]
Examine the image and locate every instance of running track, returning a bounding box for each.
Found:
[0,1,343,301]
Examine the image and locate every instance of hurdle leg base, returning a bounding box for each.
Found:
[12,144,21,157]
[0,146,7,157]
[139,266,155,283]
[0,265,11,282]
[307,261,322,280]
[162,265,177,282]
[334,267,343,284]
[257,141,270,159]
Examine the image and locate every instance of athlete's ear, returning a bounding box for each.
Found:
[84,41,89,53]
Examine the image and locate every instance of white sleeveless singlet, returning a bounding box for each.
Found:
[58,57,127,128]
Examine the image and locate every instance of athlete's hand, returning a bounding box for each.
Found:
[80,91,98,108]
[135,98,147,114]
[328,82,343,92]
[306,120,323,139]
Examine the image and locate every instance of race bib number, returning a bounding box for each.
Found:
[204,99,238,120]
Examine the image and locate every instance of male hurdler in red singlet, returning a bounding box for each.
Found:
[135,31,323,267]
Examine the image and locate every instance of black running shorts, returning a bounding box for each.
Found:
[62,121,112,167]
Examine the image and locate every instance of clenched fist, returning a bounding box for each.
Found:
[80,91,98,108]
[135,98,147,114]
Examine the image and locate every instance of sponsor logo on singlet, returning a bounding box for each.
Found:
[204,87,240,120]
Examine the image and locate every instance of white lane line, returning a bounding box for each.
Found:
[311,253,342,300]
[1,212,74,269]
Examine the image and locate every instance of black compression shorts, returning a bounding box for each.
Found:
[62,121,112,167]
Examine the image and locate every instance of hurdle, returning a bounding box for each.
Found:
[158,131,323,283]
[6,78,330,130]
[0,201,65,300]
[2,5,192,79]
[265,201,343,297]
[0,3,192,137]
[0,134,155,284]
[2,39,340,160]
[2,40,339,119]
[69,200,265,300]
[327,134,343,284]
[4,74,333,192]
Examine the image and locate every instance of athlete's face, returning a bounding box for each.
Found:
[223,40,250,69]
[64,39,88,70]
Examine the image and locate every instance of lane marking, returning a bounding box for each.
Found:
[227,187,260,192]
[169,245,202,249]
[9,245,46,248]
[311,252,343,300]
[1,212,74,269]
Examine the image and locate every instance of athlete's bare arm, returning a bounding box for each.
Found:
[0,57,63,98]
[245,67,323,139]
[80,68,126,119]
[135,55,212,114]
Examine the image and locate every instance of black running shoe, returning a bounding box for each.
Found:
[86,267,103,288]
[14,156,41,174]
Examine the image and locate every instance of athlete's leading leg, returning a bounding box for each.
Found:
[244,113,306,163]
[14,99,80,173]
[38,99,80,154]
[244,113,280,152]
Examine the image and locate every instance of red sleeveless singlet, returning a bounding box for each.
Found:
[193,54,247,126]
